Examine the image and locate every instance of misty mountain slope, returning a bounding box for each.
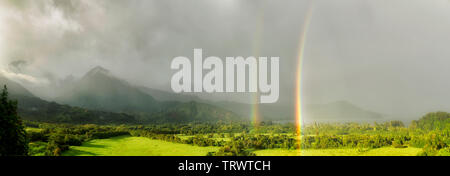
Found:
[303,101,383,123]
[56,66,164,114]
[137,86,291,120]
[137,86,201,102]
[0,75,139,124]
[212,101,292,120]
[17,98,139,124]
[0,75,34,97]
[150,101,242,123]
[212,100,383,123]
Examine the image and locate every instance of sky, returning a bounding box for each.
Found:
[1,0,450,119]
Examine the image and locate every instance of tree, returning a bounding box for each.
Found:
[0,85,28,156]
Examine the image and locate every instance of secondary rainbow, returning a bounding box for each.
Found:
[251,3,266,127]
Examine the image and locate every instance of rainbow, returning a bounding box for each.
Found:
[252,93,261,127]
[295,2,314,156]
[251,4,266,128]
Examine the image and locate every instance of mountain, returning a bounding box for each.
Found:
[56,66,166,114]
[212,101,291,120]
[149,101,241,123]
[0,70,247,124]
[303,101,383,123]
[137,86,201,102]
[210,100,383,123]
[0,75,139,124]
[1,67,383,124]
[0,75,34,97]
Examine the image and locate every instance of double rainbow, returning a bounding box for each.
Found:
[249,2,315,151]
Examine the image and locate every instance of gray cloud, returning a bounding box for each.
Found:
[8,60,28,72]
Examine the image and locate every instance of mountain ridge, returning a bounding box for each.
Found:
[1,66,385,124]
[0,75,140,124]
[55,66,164,114]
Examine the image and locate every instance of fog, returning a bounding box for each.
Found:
[1,0,450,120]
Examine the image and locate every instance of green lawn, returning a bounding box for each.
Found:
[62,136,219,156]
[254,147,423,156]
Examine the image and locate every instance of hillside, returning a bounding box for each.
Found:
[0,75,139,124]
[303,101,383,123]
[0,75,34,97]
[1,72,242,124]
[137,86,200,103]
[0,69,384,124]
[211,100,383,123]
[410,112,450,130]
[56,66,164,114]
[149,101,242,123]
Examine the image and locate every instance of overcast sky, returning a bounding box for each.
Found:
[1,0,450,119]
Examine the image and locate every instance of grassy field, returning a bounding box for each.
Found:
[254,147,423,156]
[61,135,423,156]
[62,136,219,156]
[28,141,47,156]
[177,134,231,142]
[26,127,43,133]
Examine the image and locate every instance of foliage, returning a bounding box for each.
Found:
[0,85,28,156]
[20,111,450,156]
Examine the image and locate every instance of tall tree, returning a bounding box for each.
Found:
[0,85,28,156]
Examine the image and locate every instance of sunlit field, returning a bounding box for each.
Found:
[26,127,43,133]
[62,135,423,156]
[25,111,450,156]
[62,136,219,156]
[254,147,423,156]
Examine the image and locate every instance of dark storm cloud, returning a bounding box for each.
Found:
[8,60,28,72]
[1,0,450,119]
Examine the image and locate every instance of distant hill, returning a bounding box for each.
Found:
[0,75,34,97]
[1,68,384,124]
[56,66,165,114]
[211,101,291,120]
[1,70,243,124]
[137,86,201,102]
[0,75,139,124]
[54,66,248,123]
[149,101,241,123]
[303,101,383,123]
[410,112,450,130]
[211,100,383,123]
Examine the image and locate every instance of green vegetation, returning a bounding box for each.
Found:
[62,135,219,156]
[149,101,241,123]
[28,141,47,156]
[22,111,450,156]
[254,147,422,156]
